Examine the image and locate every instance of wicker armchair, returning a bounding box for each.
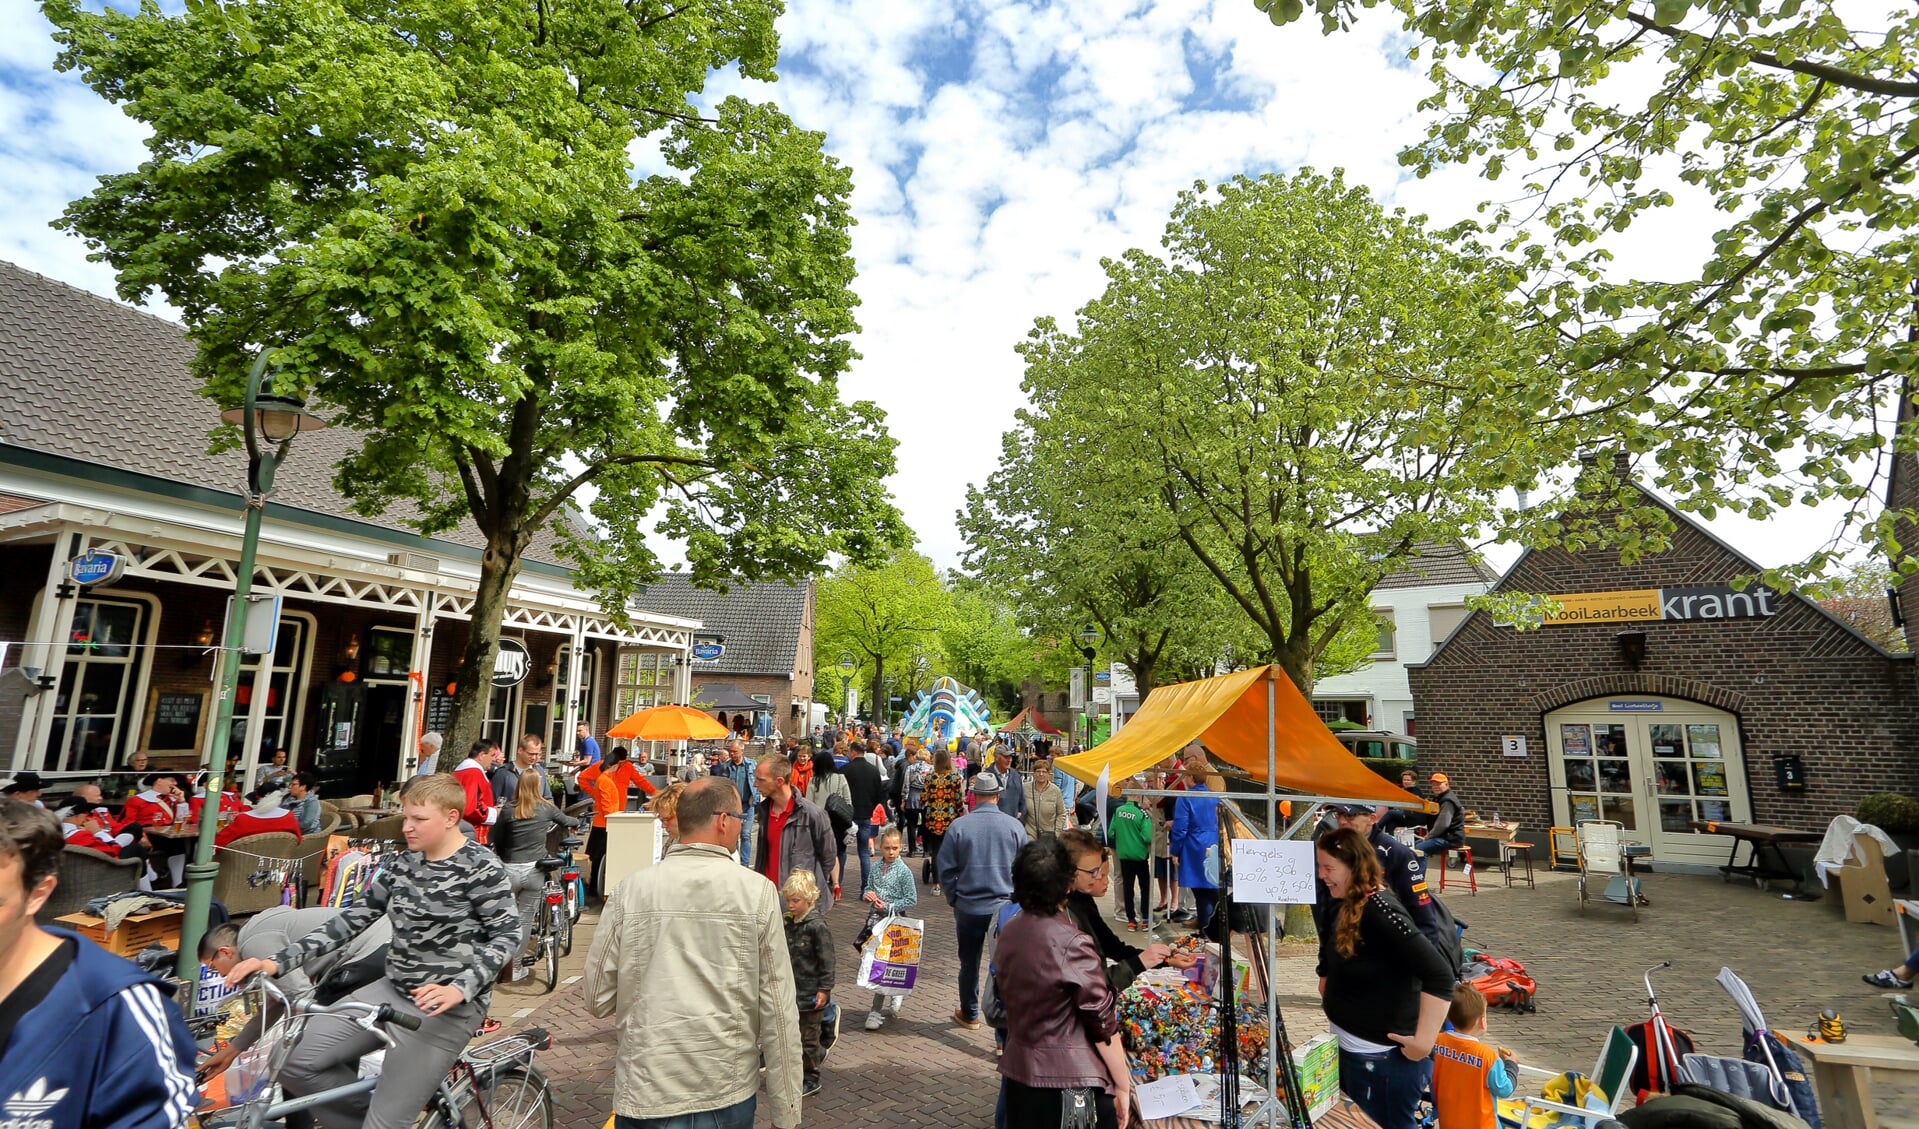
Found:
[357,814,404,842]
[39,846,144,922]
[213,832,312,916]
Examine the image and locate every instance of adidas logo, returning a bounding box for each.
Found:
[0,1079,66,1129]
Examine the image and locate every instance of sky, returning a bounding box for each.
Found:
[0,0,1879,579]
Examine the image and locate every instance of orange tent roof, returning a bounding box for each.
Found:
[1053,665,1416,805]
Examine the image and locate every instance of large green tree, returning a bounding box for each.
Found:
[1254,0,1919,578]
[1014,170,1536,694]
[938,576,1043,714]
[960,433,1252,697]
[46,0,904,751]
[814,548,951,723]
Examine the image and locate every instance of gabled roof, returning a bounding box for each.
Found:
[1374,542,1498,590]
[632,574,810,676]
[1417,470,1904,665]
[0,259,568,565]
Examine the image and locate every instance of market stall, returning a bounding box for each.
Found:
[1054,665,1422,1127]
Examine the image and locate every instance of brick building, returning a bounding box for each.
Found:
[1407,460,1919,869]
[0,261,699,795]
[630,575,817,738]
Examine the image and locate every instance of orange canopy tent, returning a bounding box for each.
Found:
[1053,664,1417,806]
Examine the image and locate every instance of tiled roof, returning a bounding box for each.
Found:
[1374,542,1497,590]
[631,574,809,676]
[0,259,567,564]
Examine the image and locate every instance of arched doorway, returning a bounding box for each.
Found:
[1544,695,1751,867]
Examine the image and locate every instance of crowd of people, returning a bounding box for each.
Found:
[0,705,1506,1129]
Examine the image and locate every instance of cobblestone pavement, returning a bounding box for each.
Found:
[492,858,1919,1128]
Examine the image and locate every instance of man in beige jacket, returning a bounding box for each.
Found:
[583,776,803,1128]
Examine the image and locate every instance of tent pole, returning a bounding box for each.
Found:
[1266,674,1280,1127]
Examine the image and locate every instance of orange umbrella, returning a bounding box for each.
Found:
[606,704,731,742]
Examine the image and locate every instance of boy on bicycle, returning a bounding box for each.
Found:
[224,773,519,1129]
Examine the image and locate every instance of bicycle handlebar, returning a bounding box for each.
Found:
[380,1005,423,1032]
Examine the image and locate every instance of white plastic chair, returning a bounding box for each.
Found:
[1575,819,1638,921]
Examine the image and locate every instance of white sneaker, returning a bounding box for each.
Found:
[864,1011,886,1031]
[884,995,902,1016]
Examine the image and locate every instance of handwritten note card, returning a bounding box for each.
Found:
[1135,1074,1204,1121]
[1232,838,1316,904]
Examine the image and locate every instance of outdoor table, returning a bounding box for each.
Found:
[145,815,232,841]
[1143,1092,1380,1129]
[1691,820,1821,894]
[1784,1032,1919,1129]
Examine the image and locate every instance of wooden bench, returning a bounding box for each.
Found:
[1785,1032,1919,1129]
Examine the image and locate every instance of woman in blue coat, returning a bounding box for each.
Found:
[1169,752,1221,937]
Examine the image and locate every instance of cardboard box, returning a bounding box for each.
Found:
[1289,1033,1340,1121]
[1835,839,1894,926]
[56,906,184,956]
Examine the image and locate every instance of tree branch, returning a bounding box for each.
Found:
[1624,12,1919,97]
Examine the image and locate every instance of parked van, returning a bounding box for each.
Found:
[1335,731,1418,762]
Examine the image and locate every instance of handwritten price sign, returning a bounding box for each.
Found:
[1231,839,1316,904]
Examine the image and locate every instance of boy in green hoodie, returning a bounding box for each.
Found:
[1110,778,1155,930]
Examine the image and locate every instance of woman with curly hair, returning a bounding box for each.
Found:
[918,750,966,894]
[1315,827,1455,1129]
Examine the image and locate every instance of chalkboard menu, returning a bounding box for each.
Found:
[426,687,454,735]
[148,690,206,752]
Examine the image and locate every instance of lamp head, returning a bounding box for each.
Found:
[1077,623,1099,647]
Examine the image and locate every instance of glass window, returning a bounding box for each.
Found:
[367,628,413,678]
[551,645,598,751]
[234,616,308,763]
[45,598,149,773]
[1371,611,1396,658]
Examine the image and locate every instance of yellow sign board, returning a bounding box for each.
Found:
[1542,589,1663,625]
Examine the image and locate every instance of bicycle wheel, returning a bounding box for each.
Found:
[555,899,573,958]
[423,1066,553,1129]
[542,932,558,993]
[564,877,582,923]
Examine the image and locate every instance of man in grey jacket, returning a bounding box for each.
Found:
[936,771,1029,1028]
[752,754,839,907]
[992,746,1026,823]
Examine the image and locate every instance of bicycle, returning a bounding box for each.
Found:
[203,976,553,1129]
[519,854,572,992]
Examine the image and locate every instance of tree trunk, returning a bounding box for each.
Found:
[871,654,886,726]
[445,530,529,756]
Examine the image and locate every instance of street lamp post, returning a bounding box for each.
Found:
[837,652,855,726]
[176,354,323,980]
[1077,623,1100,753]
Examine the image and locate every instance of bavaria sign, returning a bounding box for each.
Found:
[492,639,530,687]
[692,642,726,662]
[67,550,126,587]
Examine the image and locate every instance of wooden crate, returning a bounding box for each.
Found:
[57,906,185,957]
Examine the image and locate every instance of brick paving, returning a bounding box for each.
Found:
[491,859,1919,1128]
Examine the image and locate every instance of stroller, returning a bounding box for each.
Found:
[1670,968,1822,1129]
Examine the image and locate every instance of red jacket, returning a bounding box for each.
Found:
[452,759,498,828]
[216,809,301,848]
[63,826,121,857]
[121,792,183,828]
[188,791,245,820]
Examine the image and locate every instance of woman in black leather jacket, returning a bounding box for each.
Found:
[994,838,1132,1129]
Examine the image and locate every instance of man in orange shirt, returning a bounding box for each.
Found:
[580,747,656,902]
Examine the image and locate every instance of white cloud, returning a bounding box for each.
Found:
[0,0,1878,578]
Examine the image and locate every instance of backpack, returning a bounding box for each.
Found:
[1741,1028,1821,1129]
[1425,890,1468,978]
[1464,957,1538,1014]
[1626,1020,1698,1100]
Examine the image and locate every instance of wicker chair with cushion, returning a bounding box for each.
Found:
[357,814,404,842]
[213,832,304,916]
[38,846,144,922]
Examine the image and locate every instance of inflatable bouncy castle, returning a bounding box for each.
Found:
[901,676,993,747]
